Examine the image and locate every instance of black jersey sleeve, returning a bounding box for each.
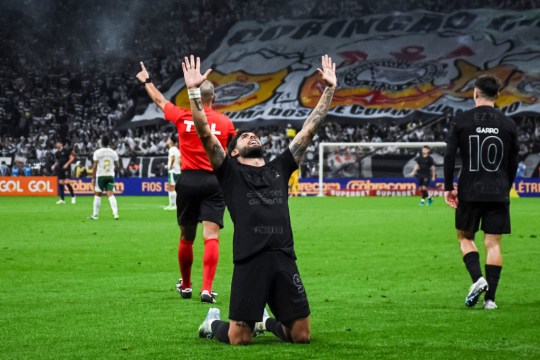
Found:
[444,119,459,191]
[273,148,299,182]
[215,155,232,184]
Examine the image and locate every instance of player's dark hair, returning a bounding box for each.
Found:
[423,146,430,150]
[475,74,501,100]
[227,129,254,157]
[101,135,110,147]
[169,133,178,144]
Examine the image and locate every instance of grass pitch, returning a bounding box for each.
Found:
[1,196,539,359]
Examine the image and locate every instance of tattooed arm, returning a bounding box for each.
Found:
[182,55,226,170]
[289,55,337,164]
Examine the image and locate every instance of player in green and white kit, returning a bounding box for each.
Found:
[164,134,181,210]
[89,135,120,220]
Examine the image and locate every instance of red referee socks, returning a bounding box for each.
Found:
[178,238,194,289]
[202,238,219,293]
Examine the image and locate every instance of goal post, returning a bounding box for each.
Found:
[317,142,447,197]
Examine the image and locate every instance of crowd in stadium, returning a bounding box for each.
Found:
[1,0,540,178]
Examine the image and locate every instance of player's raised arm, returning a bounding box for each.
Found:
[182,55,226,170]
[136,61,170,112]
[289,55,336,164]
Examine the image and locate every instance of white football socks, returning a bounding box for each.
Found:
[93,195,101,217]
[169,191,177,207]
[108,195,118,216]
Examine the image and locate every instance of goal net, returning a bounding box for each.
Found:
[316,142,447,197]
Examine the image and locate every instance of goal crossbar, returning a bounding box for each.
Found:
[317,142,447,196]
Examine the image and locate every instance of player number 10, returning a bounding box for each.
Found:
[468,135,503,172]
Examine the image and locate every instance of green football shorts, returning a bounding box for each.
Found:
[96,176,115,192]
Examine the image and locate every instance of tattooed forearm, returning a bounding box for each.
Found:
[210,143,226,168]
[192,98,204,112]
[289,86,335,163]
[302,87,334,134]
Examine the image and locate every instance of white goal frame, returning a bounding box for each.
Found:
[317,142,447,197]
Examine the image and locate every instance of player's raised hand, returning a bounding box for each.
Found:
[444,189,458,209]
[317,54,337,89]
[182,55,212,89]
[136,62,150,83]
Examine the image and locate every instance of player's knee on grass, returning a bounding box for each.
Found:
[285,318,311,344]
[228,321,253,345]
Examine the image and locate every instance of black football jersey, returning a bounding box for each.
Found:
[416,155,435,178]
[444,106,519,202]
[55,147,73,167]
[215,149,298,263]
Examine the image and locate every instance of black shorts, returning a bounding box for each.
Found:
[175,170,225,228]
[418,176,431,187]
[56,168,71,180]
[229,250,310,323]
[456,201,511,235]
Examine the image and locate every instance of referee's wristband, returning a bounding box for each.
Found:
[141,77,152,85]
[188,87,201,99]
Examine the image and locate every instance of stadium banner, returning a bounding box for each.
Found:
[130,9,540,125]
[1,177,538,197]
[299,178,540,197]
[0,178,169,196]
[67,178,168,196]
[0,177,57,196]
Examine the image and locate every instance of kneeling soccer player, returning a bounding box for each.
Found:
[182,54,336,344]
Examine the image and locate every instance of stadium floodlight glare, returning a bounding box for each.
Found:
[317,142,447,196]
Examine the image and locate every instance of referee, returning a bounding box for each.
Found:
[182,54,336,344]
[444,74,519,310]
[137,61,235,303]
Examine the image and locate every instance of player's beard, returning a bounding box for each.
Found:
[240,145,264,159]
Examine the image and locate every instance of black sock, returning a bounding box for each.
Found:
[463,252,483,282]
[485,265,502,302]
[211,320,230,344]
[422,189,428,199]
[266,318,290,342]
[66,184,74,197]
[59,184,65,200]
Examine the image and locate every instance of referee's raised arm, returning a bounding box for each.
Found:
[182,55,226,170]
[136,61,170,112]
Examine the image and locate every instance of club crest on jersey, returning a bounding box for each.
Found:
[476,127,499,134]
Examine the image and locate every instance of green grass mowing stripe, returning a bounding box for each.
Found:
[0,196,539,359]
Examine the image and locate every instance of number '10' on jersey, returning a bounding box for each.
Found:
[443,106,519,203]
